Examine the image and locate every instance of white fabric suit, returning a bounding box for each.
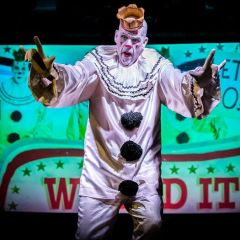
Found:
[29,45,220,240]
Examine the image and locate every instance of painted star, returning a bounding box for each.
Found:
[11,185,20,194]
[37,162,46,171]
[207,166,215,173]
[8,201,18,210]
[56,160,64,169]
[216,43,224,51]
[170,165,179,174]
[199,45,206,53]
[188,165,197,174]
[4,46,11,53]
[185,50,192,58]
[22,168,31,176]
[77,161,83,169]
[226,163,235,172]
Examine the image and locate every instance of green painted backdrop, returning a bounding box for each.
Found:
[0,43,239,213]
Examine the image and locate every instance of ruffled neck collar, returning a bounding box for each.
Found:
[88,45,163,100]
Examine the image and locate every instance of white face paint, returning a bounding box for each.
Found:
[12,61,29,84]
[114,23,148,66]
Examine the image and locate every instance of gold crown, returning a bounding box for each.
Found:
[13,48,25,61]
[116,4,144,32]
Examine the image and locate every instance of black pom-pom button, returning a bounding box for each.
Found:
[120,140,142,162]
[118,180,139,197]
[121,111,143,130]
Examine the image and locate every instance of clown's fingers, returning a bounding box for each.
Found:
[34,36,46,58]
[218,60,227,71]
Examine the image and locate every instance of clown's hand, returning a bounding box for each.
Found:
[189,49,226,89]
[24,36,56,80]
[22,36,59,105]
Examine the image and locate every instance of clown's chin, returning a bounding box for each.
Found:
[121,54,132,64]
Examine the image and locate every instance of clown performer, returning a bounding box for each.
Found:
[24,4,226,240]
[0,48,52,164]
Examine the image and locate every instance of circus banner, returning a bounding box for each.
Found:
[0,43,239,213]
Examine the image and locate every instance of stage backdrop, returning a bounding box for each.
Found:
[0,43,239,213]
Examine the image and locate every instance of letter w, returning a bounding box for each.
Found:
[44,178,80,209]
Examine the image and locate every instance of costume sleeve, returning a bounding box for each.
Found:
[28,58,99,108]
[158,62,220,118]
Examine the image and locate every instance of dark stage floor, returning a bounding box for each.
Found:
[0,212,239,239]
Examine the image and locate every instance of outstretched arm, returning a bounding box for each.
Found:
[189,49,226,88]
[24,36,60,105]
[24,36,98,107]
[25,36,56,79]
[158,49,226,119]
[189,49,226,118]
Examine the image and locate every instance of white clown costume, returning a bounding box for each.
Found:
[27,4,224,240]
